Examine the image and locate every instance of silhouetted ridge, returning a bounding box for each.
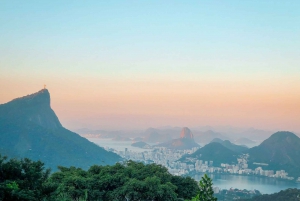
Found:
[210,138,248,153]
[261,131,298,145]
[179,142,238,166]
[0,89,62,129]
[0,89,121,170]
[156,127,200,150]
[247,131,300,178]
[12,89,50,105]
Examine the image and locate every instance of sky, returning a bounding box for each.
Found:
[1,1,300,132]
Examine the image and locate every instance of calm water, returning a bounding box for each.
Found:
[88,138,300,194]
[194,174,300,194]
[88,138,148,152]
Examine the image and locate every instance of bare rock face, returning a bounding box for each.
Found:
[156,127,199,150]
[180,127,194,139]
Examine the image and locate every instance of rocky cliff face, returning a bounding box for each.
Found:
[157,127,199,150]
[0,89,121,169]
[0,89,62,129]
[180,127,194,139]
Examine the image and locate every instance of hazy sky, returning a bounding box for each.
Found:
[1,1,300,132]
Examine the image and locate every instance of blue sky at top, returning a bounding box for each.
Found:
[1,0,299,78]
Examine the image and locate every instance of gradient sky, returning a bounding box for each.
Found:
[1,1,300,132]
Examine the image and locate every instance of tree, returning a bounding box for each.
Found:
[0,154,55,201]
[188,174,217,201]
[171,176,199,199]
[0,156,200,201]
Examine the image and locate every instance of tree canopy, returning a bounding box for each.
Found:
[0,155,199,201]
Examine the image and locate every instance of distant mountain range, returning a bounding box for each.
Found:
[179,142,239,166]
[192,126,274,142]
[210,138,249,153]
[156,127,200,150]
[0,89,121,170]
[234,137,256,146]
[76,125,277,146]
[142,128,174,143]
[193,130,231,144]
[75,128,141,139]
[179,131,300,178]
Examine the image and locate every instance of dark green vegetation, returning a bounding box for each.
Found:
[188,174,217,201]
[247,131,300,178]
[180,142,239,166]
[241,188,300,201]
[0,155,200,201]
[0,155,54,201]
[0,89,121,170]
[210,138,248,153]
[216,189,261,201]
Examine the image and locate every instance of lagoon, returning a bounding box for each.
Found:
[88,138,300,194]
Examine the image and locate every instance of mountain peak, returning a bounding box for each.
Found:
[180,127,194,139]
[0,89,121,169]
[261,131,299,145]
[0,89,61,129]
[269,131,298,139]
[13,89,50,106]
[247,131,300,178]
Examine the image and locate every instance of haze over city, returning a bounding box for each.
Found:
[1,1,299,132]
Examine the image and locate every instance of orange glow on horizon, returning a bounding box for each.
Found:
[1,75,299,132]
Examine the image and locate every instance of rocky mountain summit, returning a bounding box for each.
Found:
[0,89,121,170]
[156,127,200,150]
[180,127,194,139]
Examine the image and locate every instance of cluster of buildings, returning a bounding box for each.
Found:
[214,188,262,200]
[117,147,196,167]
[106,146,296,181]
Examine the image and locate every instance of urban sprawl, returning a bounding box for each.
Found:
[104,146,300,183]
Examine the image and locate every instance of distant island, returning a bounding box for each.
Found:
[131,141,152,149]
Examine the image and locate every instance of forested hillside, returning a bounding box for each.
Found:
[241,188,300,201]
[0,154,202,201]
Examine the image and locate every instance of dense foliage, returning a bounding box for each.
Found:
[242,188,300,201]
[187,174,217,201]
[0,155,200,201]
[0,155,54,201]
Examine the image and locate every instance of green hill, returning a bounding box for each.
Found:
[0,89,121,170]
[211,138,249,153]
[179,142,239,166]
[247,131,300,178]
[241,188,300,201]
